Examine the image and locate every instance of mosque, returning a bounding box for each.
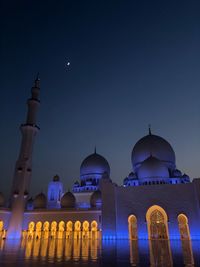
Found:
[0,77,200,242]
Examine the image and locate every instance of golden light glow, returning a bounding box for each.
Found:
[178,214,191,240]
[50,221,57,239]
[24,220,100,240]
[149,240,173,266]
[0,221,4,232]
[58,221,65,239]
[43,221,49,239]
[129,240,139,265]
[146,205,169,240]
[0,221,6,240]
[82,220,89,239]
[74,221,81,239]
[128,215,137,240]
[35,221,42,239]
[91,220,98,239]
[28,221,35,239]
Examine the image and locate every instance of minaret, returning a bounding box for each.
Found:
[7,76,40,239]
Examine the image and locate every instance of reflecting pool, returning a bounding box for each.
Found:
[0,238,199,266]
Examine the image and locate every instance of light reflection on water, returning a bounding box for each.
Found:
[0,238,199,266]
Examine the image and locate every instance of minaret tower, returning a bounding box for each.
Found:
[7,76,40,239]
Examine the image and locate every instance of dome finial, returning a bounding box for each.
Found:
[148,124,152,135]
[94,146,96,154]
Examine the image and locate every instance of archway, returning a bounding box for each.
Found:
[146,205,169,240]
[178,214,191,240]
[50,221,57,239]
[82,221,89,239]
[74,221,81,239]
[66,221,73,239]
[28,221,35,239]
[128,215,137,240]
[43,221,49,239]
[35,221,42,239]
[58,221,65,239]
[0,221,4,239]
[91,220,98,239]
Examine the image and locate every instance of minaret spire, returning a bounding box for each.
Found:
[7,77,40,239]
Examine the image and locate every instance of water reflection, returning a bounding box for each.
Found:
[149,240,173,266]
[129,240,139,266]
[23,237,99,263]
[181,239,194,266]
[0,238,197,266]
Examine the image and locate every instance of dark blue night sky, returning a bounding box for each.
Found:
[1,1,200,198]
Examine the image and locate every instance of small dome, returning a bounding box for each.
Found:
[172,169,182,177]
[182,173,190,179]
[90,190,102,208]
[80,152,110,177]
[132,133,176,171]
[128,172,137,179]
[137,156,169,180]
[0,192,5,207]
[61,192,76,208]
[53,175,60,182]
[34,193,47,209]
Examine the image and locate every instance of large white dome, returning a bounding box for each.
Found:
[132,133,176,171]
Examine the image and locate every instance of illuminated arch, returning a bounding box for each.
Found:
[91,220,98,239]
[58,221,65,239]
[28,221,35,230]
[35,221,42,239]
[50,221,57,239]
[43,221,49,231]
[74,221,81,239]
[178,214,191,240]
[0,221,5,239]
[28,221,35,239]
[66,221,73,239]
[128,215,137,240]
[0,221,3,232]
[82,220,89,239]
[66,221,73,231]
[146,205,169,240]
[43,221,49,239]
[74,221,81,231]
[36,221,42,230]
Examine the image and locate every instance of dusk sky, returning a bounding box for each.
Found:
[1,1,200,198]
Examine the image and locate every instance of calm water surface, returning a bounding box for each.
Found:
[0,238,199,267]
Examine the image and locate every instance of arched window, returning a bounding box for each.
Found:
[43,221,49,239]
[74,221,81,239]
[146,205,169,240]
[66,221,73,239]
[35,221,42,239]
[58,221,65,239]
[27,221,35,239]
[0,221,4,232]
[128,215,137,240]
[91,220,98,239]
[178,214,191,240]
[82,220,89,239]
[50,221,57,239]
[66,221,73,232]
